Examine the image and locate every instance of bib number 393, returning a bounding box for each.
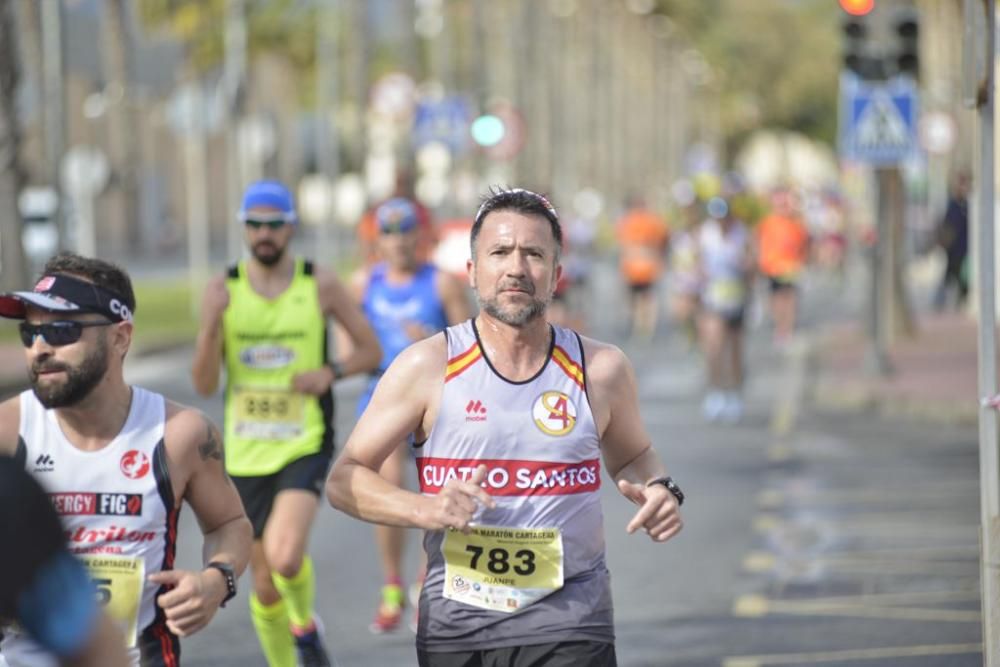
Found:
[441,525,563,613]
[81,555,144,648]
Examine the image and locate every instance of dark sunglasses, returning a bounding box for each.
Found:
[19,321,114,348]
[244,219,288,231]
[379,223,415,235]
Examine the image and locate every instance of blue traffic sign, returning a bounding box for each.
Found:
[839,74,919,165]
[412,96,471,154]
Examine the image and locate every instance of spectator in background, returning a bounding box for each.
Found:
[616,195,670,340]
[756,187,810,345]
[934,171,971,311]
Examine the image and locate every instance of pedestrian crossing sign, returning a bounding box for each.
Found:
[839,74,918,165]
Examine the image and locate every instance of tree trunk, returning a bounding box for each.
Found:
[103,0,143,254]
[0,0,29,290]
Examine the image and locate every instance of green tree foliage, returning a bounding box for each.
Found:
[658,0,840,150]
[137,0,317,75]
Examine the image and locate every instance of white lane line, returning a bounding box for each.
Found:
[721,642,982,666]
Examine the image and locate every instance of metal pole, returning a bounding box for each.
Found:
[865,169,892,375]
[976,1,999,663]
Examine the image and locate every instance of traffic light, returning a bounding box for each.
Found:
[838,0,874,16]
[842,14,882,80]
[893,10,919,79]
[470,114,506,148]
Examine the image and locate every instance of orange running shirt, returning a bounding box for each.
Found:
[756,214,809,279]
[616,209,669,286]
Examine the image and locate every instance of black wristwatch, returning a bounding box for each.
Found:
[326,360,345,382]
[205,561,237,607]
[647,476,685,506]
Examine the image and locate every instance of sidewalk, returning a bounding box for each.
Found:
[811,310,982,425]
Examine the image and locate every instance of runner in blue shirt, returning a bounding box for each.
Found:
[346,197,469,633]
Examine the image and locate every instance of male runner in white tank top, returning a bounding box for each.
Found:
[0,253,252,667]
[328,189,685,666]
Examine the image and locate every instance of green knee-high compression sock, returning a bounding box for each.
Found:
[249,593,296,667]
[271,555,316,631]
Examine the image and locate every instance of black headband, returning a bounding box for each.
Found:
[0,274,133,322]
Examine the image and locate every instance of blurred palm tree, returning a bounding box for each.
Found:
[103,0,143,253]
[0,0,29,289]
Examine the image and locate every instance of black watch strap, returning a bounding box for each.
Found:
[327,360,345,381]
[647,476,684,506]
[205,561,237,607]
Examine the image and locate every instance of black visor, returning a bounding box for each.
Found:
[0,274,133,322]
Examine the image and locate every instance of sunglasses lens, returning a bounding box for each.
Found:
[48,324,83,345]
[380,223,411,235]
[246,219,285,230]
[18,324,33,347]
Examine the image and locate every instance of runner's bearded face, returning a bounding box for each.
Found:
[244,206,294,267]
[25,309,112,409]
[472,211,558,327]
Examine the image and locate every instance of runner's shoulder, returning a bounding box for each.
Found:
[576,335,630,386]
[385,332,448,383]
[163,401,220,460]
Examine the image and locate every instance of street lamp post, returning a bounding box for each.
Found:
[969,0,999,663]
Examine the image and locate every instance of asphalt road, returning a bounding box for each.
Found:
[111,263,983,666]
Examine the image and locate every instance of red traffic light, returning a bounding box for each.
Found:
[839,0,874,16]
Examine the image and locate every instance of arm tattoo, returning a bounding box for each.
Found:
[197,415,224,463]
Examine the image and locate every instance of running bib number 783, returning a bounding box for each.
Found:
[442,525,563,613]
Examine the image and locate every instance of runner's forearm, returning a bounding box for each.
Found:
[328,348,380,380]
[200,515,252,576]
[191,326,224,396]
[610,445,666,487]
[327,460,429,528]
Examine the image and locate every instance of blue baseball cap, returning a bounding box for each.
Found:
[376,198,419,233]
[238,180,297,223]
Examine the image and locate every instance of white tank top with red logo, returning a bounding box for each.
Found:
[2,387,177,667]
[416,319,614,652]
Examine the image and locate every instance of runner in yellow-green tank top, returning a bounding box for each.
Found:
[191,181,381,667]
[223,257,331,475]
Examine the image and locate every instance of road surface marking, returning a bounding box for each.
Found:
[721,642,982,666]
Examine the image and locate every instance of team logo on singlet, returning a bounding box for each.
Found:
[120,450,150,480]
[532,391,577,436]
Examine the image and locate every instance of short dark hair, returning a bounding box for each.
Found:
[42,252,136,316]
[470,187,562,260]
